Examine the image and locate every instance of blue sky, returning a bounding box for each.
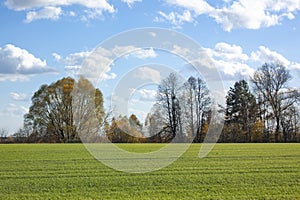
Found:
[1,0,300,134]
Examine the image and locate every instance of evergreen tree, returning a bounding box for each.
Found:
[225,80,257,142]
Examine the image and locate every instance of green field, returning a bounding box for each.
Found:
[0,144,299,199]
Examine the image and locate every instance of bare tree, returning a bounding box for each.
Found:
[182,77,196,140]
[280,105,299,142]
[144,106,163,136]
[182,76,211,142]
[0,128,8,143]
[251,63,300,142]
[157,73,183,140]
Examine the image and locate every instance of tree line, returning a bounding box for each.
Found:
[223,63,299,142]
[2,63,299,143]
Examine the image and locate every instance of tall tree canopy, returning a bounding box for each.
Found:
[154,73,212,143]
[24,77,104,143]
[182,76,211,142]
[224,80,257,142]
[251,63,299,142]
[156,73,183,140]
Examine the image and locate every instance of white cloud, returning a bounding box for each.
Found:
[186,43,252,80]
[213,42,249,61]
[52,53,62,61]
[175,41,299,80]
[57,46,159,82]
[155,10,194,28]
[134,67,161,83]
[101,72,117,80]
[61,43,299,85]
[5,0,115,11]
[251,45,290,66]
[270,0,300,13]
[130,48,157,59]
[71,48,115,82]
[54,51,92,78]
[206,43,300,79]
[212,59,255,78]
[0,44,56,81]
[25,6,62,23]
[68,11,76,17]
[164,0,213,15]
[65,65,81,77]
[209,1,280,31]
[111,45,136,57]
[206,43,254,78]
[136,89,157,101]
[149,32,157,37]
[290,62,300,70]
[10,92,28,101]
[174,42,299,80]
[162,0,300,31]
[56,48,116,81]
[171,45,191,57]
[63,51,91,66]
[0,74,30,82]
[5,0,115,22]
[250,46,300,77]
[0,104,28,117]
[121,0,142,8]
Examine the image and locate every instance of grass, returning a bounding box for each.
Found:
[0,143,299,199]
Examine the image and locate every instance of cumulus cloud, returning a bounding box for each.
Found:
[290,63,300,70]
[149,32,157,37]
[56,46,160,82]
[111,45,137,57]
[251,45,290,66]
[213,42,249,62]
[5,0,115,12]
[113,46,157,59]
[54,50,105,80]
[197,41,300,81]
[171,43,252,79]
[207,43,300,79]
[25,6,62,23]
[209,1,280,31]
[0,74,30,82]
[161,0,300,31]
[64,65,82,77]
[250,46,300,77]
[5,0,115,22]
[164,0,213,15]
[202,43,254,79]
[155,10,194,28]
[53,51,87,78]
[172,42,300,81]
[62,51,91,66]
[211,59,255,78]
[171,45,191,57]
[101,72,117,80]
[136,89,157,101]
[121,0,142,8]
[134,67,161,83]
[0,103,28,117]
[130,48,157,59]
[154,10,194,28]
[56,43,300,84]
[55,46,128,81]
[0,44,57,81]
[10,92,28,101]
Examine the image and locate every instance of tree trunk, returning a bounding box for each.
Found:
[275,117,280,142]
